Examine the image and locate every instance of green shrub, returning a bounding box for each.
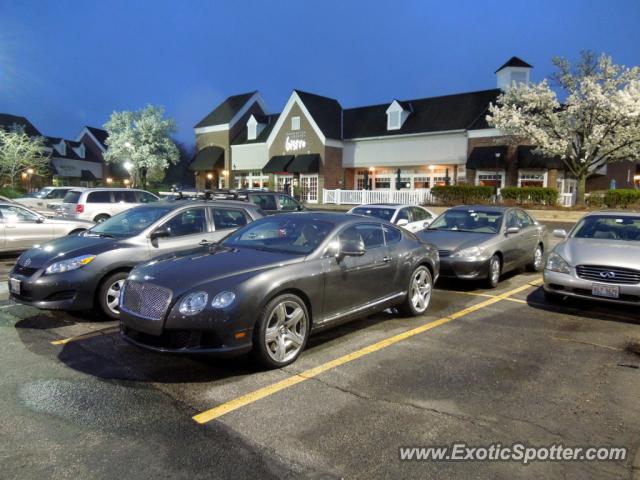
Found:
[431,185,496,205]
[500,187,559,206]
[0,187,27,199]
[603,189,640,208]
[586,193,605,208]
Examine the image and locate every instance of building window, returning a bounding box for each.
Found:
[413,176,430,189]
[518,171,546,187]
[387,111,401,130]
[291,116,300,130]
[477,172,504,188]
[247,123,257,140]
[300,174,318,203]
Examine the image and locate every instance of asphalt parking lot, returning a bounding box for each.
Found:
[1,223,639,479]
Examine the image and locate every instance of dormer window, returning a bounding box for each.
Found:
[73,143,85,159]
[247,114,266,141]
[55,140,66,156]
[386,100,409,131]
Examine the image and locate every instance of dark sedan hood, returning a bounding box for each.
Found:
[17,234,123,268]
[418,230,496,252]
[130,246,304,294]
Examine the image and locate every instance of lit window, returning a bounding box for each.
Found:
[291,116,300,130]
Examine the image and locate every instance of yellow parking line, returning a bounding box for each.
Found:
[50,326,119,345]
[193,278,543,424]
[454,290,529,304]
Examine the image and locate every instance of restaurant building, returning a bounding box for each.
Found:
[191,57,640,204]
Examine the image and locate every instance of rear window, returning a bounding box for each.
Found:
[87,191,112,203]
[113,191,137,203]
[63,191,82,204]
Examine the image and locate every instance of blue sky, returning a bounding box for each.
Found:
[1,0,639,143]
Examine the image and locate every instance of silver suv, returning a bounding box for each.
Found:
[58,188,159,223]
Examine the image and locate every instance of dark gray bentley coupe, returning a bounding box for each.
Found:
[120,212,439,368]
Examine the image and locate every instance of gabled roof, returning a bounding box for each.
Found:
[0,113,42,136]
[194,91,258,128]
[45,137,102,163]
[294,90,342,140]
[343,89,501,139]
[232,113,280,145]
[85,126,108,149]
[495,56,533,73]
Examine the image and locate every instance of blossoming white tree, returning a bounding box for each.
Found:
[487,52,640,206]
[104,105,179,189]
[0,126,49,188]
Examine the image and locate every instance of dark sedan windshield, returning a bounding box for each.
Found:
[88,205,175,237]
[350,207,394,222]
[428,209,503,234]
[572,215,640,241]
[222,217,335,254]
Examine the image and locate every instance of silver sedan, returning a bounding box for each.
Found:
[544,211,640,305]
[0,203,92,252]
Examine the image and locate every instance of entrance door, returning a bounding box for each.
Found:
[300,174,318,203]
[275,175,294,194]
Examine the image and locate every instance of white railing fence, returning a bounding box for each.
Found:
[323,189,435,205]
[559,193,577,207]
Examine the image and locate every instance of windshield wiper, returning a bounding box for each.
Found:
[86,232,116,238]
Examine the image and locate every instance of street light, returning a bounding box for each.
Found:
[106,177,113,184]
[206,173,213,180]
[123,179,130,186]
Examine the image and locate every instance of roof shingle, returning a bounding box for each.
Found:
[195,91,257,128]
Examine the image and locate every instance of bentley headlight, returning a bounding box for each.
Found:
[452,246,484,258]
[211,291,236,309]
[45,254,96,275]
[179,291,209,315]
[546,252,570,274]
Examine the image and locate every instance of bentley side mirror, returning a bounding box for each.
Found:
[339,239,366,258]
[396,219,409,227]
[506,227,520,235]
[553,229,568,239]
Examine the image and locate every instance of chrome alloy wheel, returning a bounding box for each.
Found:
[490,256,501,285]
[106,279,125,315]
[264,300,308,363]
[410,267,432,313]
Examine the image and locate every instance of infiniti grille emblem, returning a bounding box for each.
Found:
[599,271,616,279]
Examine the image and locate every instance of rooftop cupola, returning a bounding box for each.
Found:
[495,56,533,90]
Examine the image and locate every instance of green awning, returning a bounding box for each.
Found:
[466,146,508,169]
[517,146,565,169]
[189,146,224,171]
[288,154,320,173]
[263,155,294,173]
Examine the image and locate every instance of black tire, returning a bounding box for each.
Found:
[485,254,501,289]
[252,293,310,369]
[527,244,544,272]
[67,228,86,236]
[97,271,129,319]
[398,265,433,317]
[94,214,110,223]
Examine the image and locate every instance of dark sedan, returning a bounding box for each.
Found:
[9,200,263,318]
[119,212,439,368]
[418,205,546,287]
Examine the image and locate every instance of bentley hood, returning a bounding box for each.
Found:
[418,230,496,253]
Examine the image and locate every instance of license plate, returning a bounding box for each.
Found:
[8,277,20,295]
[592,283,619,299]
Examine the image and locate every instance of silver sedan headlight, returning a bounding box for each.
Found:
[178,291,208,315]
[451,246,484,258]
[45,254,96,275]
[545,252,570,274]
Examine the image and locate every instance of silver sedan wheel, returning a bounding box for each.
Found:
[265,300,308,363]
[533,245,543,270]
[106,279,125,315]
[490,257,501,285]
[410,267,432,313]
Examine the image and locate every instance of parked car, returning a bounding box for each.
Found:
[419,205,547,288]
[0,202,91,253]
[57,188,159,223]
[348,203,436,233]
[119,212,439,368]
[15,187,73,214]
[544,211,640,305]
[9,200,263,318]
[234,190,304,215]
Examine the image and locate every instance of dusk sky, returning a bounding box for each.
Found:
[1,0,639,144]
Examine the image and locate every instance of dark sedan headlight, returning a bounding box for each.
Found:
[545,252,570,274]
[45,254,96,275]
[451,246,485,258]
[178,291,208,315]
